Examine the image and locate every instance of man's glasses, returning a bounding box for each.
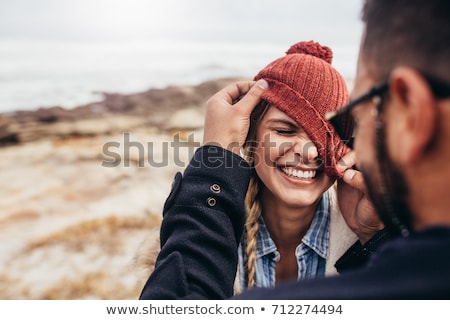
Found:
[325,73,450,145]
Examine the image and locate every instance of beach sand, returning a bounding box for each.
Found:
[0,78,241,299]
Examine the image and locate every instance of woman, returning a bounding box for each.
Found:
[237,41,357,290]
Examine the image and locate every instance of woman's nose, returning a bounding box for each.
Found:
[292,137,319,163]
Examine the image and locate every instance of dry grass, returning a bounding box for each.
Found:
[41,272,138,300]
[1,214,162,299]
[25,215,161,254]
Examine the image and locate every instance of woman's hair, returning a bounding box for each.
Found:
[241,101,270,288]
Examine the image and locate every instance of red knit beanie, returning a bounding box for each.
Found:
[254,41,352,178]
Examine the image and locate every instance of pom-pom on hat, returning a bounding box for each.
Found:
[254,40,352,178]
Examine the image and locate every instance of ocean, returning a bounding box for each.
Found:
[0,0,363,113]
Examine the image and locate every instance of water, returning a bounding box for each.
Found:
[0,39,285,112]
[0,0,363,113]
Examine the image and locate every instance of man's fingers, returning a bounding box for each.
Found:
[233,79,268,114]
[202,79,268,152]
[207,81,255,106]
[342,169,367,193]
[336,149,356,173]
[336,149,366,192]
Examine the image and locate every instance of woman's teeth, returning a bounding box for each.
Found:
[281,167,316,180]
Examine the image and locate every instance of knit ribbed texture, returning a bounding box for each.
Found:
[254,41,352,178]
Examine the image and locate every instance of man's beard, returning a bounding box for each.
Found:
[361,131,413,237]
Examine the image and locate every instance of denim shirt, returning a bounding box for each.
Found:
[238,191,330,289]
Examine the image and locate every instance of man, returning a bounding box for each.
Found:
[139,0,450,299]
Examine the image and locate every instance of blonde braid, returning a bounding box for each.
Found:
[244,176,262,288]
[241,101,270,289]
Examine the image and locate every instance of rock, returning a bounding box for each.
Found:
[165,108,205,130]
[0,115,18,144]
[0,77,244,145]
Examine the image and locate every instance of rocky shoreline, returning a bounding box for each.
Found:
[0,77,241,145]
[0,77,242,299]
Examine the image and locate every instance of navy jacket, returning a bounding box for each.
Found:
[139,146,450,299]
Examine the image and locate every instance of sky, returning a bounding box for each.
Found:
[0,0,365,111]
[0,0,364,45]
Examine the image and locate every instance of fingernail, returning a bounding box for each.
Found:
[257,79,268,89]
[343,169,356,181]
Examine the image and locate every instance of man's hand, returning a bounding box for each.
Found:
[336,151,384,244]
[203,80,268,155]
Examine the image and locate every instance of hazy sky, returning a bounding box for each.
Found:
[0,0,365,112]
[0,0,364,45]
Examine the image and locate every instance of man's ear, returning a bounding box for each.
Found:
[388,67,438,164]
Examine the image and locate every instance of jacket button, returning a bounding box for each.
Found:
[210,184,221,193]
[207,197,217,207]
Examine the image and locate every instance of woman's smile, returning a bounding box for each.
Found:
[276,165,324,187]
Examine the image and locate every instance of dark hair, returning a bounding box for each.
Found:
[361,0,450,82]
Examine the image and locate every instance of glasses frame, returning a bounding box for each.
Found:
[326,73,450,145]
